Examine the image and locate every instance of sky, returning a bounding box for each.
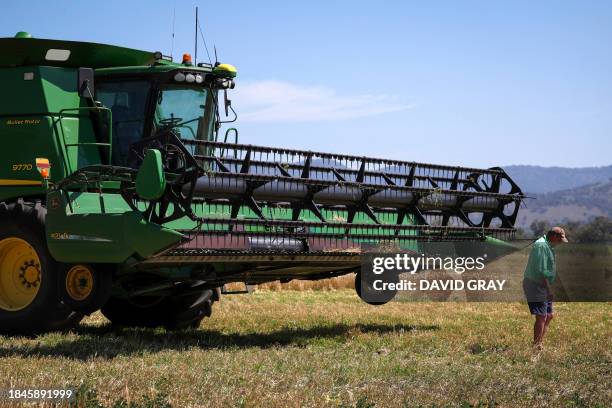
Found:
[2,0,611,168]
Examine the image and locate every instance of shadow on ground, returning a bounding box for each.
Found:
[0,323,439,360]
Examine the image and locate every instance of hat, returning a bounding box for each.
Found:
[549,226,569,243]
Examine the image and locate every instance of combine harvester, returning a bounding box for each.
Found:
[0,32,524,333]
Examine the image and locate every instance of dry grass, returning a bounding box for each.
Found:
[252,274,355,291]
[0,291,610,407]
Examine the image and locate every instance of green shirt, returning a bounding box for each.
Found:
[524,236,556,284]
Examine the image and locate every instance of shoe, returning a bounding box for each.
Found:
[530,343,543,361]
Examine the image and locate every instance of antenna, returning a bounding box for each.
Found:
[196,11,212,65]
[170,6,176,60]
[194,6,198,65]
[214,45,218,66]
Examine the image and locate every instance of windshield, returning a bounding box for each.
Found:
[155,86,215,143]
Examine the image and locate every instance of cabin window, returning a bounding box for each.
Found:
[97,80,150,166]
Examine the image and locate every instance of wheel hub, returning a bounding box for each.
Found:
[0,237,42,311]
[19,260,41,288]
[65,265,94,301]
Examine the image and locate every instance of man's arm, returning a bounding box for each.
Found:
[542,278,553,301]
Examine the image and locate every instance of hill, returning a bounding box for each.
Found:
[515,180,612,229]
[503,165,612,193]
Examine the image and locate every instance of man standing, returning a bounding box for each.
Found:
[523,226,568,350]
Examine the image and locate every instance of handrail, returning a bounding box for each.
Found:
[58,106,113,172]
[220,127,238,158]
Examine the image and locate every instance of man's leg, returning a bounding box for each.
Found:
[541,302,554,339]
[533,314,547,346]
[528,301,549,347]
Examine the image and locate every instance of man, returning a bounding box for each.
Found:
[523,226,568,350]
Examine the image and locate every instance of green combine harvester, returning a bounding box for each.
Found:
[0,32,524,333]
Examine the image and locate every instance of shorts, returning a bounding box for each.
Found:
[527,301,553,316]
[523,278,553,316]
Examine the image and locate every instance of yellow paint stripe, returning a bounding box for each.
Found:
[0,179,42,186]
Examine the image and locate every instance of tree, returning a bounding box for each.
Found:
[530,220,550,238]
[574,216,612,243]
[527,217,612,242]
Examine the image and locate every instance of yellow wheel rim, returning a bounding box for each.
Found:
[0,237,42,311]
[65,265,94,302]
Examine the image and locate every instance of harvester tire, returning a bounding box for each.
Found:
[0,200,83,334]
[59,264,114,315]
[101,288,217,330]
[354,272,397,306]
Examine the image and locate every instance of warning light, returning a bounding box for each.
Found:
[35,157,51,179]
[182,53,192,65]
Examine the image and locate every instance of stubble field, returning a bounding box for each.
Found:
[0,287,610,407]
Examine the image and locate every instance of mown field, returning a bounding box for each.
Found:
[0,288,610,407]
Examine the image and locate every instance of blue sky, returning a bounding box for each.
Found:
[3,0,611,168]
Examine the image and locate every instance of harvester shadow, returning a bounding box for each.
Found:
[0,323,439,361]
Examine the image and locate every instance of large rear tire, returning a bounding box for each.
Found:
[101,287,218,330]
[0,200,82,334]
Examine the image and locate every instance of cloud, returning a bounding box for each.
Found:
[230,80,414,122]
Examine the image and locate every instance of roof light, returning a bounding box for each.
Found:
[182,53,192,65]
[174,72,186,82]
[45,49,71,62]
[185,73,195,83]
[195,74,204,84]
